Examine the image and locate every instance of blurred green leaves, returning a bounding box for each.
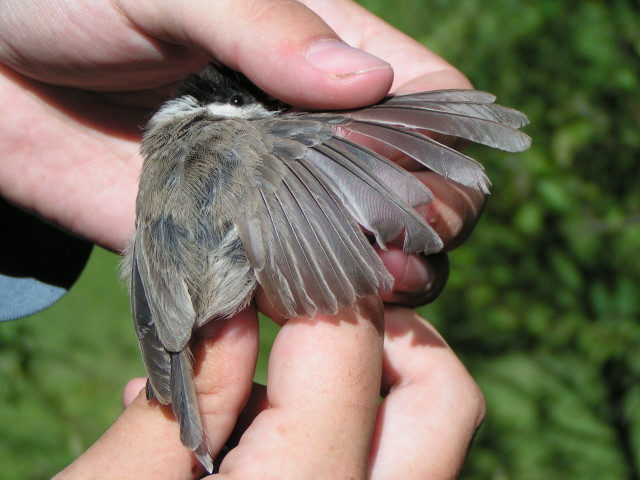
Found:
[399,0,640,478]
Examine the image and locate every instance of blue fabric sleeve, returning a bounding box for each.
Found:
[0,197,93,321]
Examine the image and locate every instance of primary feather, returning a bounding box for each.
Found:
[124,64,531,471]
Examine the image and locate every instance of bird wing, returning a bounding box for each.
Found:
[128,239,172,404]
[131,223,197,352]
[235,140,396,318]
[129,228,197,399]
[128,223,211,470]
[338,89,531,193]
[235,89,530,318]
[234,117,436,318]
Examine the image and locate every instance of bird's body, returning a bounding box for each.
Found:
[125,64,530,471]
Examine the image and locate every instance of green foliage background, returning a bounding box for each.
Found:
[1,1,639,478]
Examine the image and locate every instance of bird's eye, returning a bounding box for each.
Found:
[229,94,245,106]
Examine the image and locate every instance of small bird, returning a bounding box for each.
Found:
[124,63,530,471]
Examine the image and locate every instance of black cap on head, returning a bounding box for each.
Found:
[175,64,286,111]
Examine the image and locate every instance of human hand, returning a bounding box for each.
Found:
[0,0,484,305]
[3,2,487,476]
[54,304,484,480]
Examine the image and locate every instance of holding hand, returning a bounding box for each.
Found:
[0,0,483,265]
[55,305,484,480]
[1,1,489,478]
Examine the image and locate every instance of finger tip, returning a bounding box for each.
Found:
[377,247,430,294]
[377,247,450,306]
[243,37,393,110]
[122,378,147,408]
[251,61,393,110]
[300,39,393,108]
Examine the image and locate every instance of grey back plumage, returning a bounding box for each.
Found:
[125,64,531,471]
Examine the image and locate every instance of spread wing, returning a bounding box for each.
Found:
[235,89,530,318]
[234,113,450,318]
[338,89,531,194]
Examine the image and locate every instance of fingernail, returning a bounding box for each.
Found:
[403,254,432,292]
[306,39,391,78]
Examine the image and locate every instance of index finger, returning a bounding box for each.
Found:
[216,296,384,479]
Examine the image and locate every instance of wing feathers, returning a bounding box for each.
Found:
[342,121,491,193]
[306,144,442,253]
[283,160,390,301]
[130,241,172,403]
[267,185,336,315]
[323,136,434,207]
[257,186,315,314]
[287,160,391,297]
[384,89,498,104]
[238,155,393,317]
[239,89,531,317]
[343,89,531,153]
[379,90,529,128]
[347,106,531,152]
[134,231,196,352]
[138,330,172,404]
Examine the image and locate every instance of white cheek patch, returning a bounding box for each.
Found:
[206,103,271,119]
[148,97,204,128]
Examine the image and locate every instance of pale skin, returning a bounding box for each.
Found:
[0,0,486,478]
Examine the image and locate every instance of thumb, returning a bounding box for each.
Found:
[54,387,200,479]
[116,0,393,109]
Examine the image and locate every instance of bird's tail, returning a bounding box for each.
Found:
[170,348,214,473]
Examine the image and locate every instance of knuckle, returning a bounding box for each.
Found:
[442,360,486,428]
